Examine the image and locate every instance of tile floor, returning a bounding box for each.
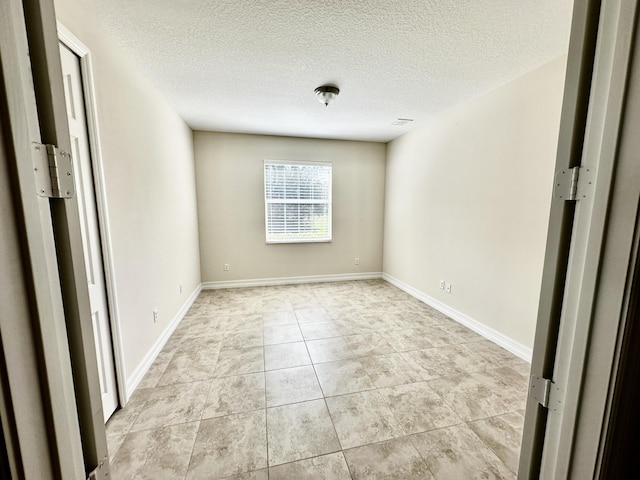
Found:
[106,279,530,479]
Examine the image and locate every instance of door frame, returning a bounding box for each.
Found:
[563,0,640,474]
[520,0,640,477]
[518,0,602,471]
[58,22,128,409]
[0,0,86,477]
[18,0,111,476]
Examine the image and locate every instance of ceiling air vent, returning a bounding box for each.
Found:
[391,118,414,126]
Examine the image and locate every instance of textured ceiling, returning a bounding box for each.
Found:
[84,0,574,142]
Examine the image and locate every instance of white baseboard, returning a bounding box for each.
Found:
[382,273,532,363]
[124,284,202,402]
[125,272,529,400]
[202,272,383,290]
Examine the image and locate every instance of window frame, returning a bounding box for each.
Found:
[263,159,333,244]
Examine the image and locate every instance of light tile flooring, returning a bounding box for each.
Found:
[107,280,529,479]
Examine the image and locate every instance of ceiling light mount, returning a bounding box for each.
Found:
[315,85,340,107]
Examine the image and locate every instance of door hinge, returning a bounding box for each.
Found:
[32,143,74,198]
[553,166,595,201]
[530,375,562,412]
[87,455,109,480]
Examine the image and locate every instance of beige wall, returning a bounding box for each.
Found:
[54,0,201,388]
[383,57,567,349]
[194,132,386,282]
[50,0,564,385]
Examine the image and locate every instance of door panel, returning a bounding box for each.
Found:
[59,42,118,421]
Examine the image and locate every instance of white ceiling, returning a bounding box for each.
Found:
[85,0,574,142]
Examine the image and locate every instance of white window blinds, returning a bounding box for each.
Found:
[264,160,332,243]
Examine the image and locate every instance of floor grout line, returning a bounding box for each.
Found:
[109,279,525,479]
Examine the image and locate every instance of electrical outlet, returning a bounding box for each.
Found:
[152,309,158,323]
[354,257,360,265]
[445,283,452,293]
[224,263,230,271]
[439,280,445,290]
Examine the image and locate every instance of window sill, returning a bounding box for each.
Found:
[266,238,332,244]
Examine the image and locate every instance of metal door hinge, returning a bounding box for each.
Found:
[530,375,562,412]
[553,166,595,201]
[32,143,74,198]
[87,455,109,480]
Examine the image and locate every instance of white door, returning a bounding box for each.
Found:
[59,43,118,422]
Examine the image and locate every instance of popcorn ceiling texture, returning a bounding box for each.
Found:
[84,0,573,142]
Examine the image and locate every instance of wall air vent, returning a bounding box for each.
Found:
[391,118,414,126]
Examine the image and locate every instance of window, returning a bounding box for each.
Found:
[264,160,332,243]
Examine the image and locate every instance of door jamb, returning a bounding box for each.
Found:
[518,0,602,475]
[540,1,639,475]
[520,0,640,478]
[21,0,111,476]
[0,0,85,477]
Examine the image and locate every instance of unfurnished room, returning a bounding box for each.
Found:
[5,0,640,479]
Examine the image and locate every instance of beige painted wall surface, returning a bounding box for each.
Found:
[54,0,201,385]
[383,57,567,348]
[195,132,386,282]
